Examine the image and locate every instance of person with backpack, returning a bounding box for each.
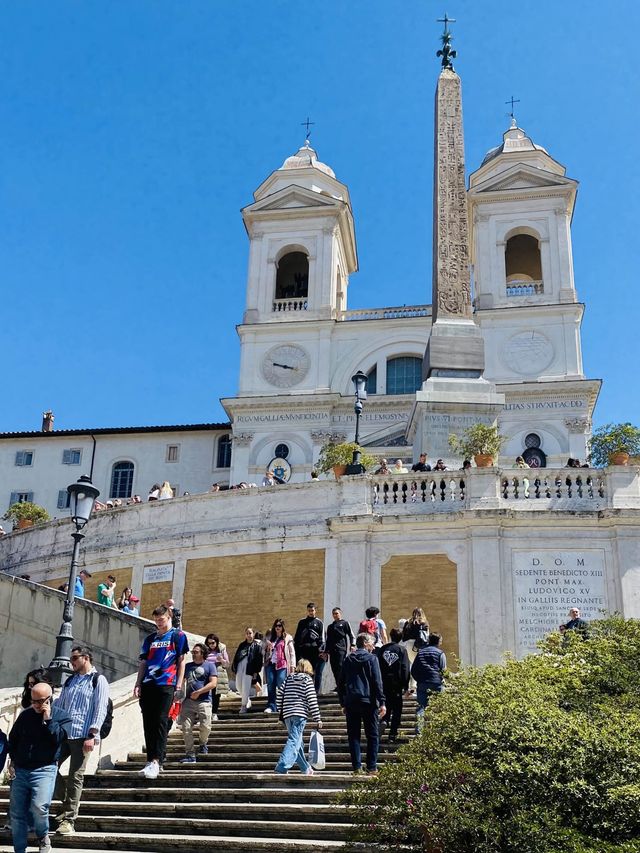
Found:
[358,606,387,649]
[134,604,189,779]
[52,645,110,836]
[411,632,447,729]
[377,628,410,742]
[338,632,386,775]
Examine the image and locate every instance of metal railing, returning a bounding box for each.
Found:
[506,280,544,297]
[342,304,431,321]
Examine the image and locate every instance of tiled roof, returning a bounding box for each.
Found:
[0,422,231,440]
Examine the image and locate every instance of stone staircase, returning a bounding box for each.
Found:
[0,693,416,852]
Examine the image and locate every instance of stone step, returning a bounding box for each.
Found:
[0,831,357,852]
[115,760,389,772]
[83,771,359,790]
[83,814,349,840]
[4,798,348,823]
[0,786,342,805]
[140,741,402,757]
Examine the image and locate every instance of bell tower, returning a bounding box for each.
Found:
[241,140,357,326]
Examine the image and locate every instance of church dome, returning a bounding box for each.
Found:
[481,119,549,165]
[281,140,335,178]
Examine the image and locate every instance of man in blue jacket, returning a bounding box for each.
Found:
[8,681,73,853]
[338,632,386,775]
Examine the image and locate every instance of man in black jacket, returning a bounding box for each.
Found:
[377,628,410,742]
[293,602,325,693]
[338,632,386,775]
[323,607,355,690]
[8,682,73,853]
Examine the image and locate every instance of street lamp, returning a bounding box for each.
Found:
[48,475,100,686]
[346,370,368,474]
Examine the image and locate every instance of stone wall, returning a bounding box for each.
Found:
[0,573,153,687]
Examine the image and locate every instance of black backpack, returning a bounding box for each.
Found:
[91,672,114,739]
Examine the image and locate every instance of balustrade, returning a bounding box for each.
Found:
[506,280,544,297]
[501,469,605,502]
[342,304,431,321]
[273,297,308,312]
[373,475,467,507]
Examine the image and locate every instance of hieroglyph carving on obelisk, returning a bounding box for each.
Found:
[432,69,472,322]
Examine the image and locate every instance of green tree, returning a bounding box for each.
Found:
[343,617,640,853]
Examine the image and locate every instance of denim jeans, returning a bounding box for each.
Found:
[10,764,57,853]
[266,664,288,712]
[313,657,326,694]
[274,715,311,773]
[416,683,444,730]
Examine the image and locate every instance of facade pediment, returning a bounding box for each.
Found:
[472,164,575,195]
[244,185,344,216]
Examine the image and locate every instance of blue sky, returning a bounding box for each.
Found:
[1,1,637,433]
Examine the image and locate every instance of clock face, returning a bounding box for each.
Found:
[262,345,311,388]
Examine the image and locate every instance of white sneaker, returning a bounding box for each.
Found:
[246,699,252,709]
[264,708,273,714]
[143,761,160,779]
[211,714,219,722]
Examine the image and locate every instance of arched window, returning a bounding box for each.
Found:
[505,234,542,288]
[217,435,232,468]
[275,252,309,300]
[110,461,134,499]
[366,366,377,396]
[386,357,422,395]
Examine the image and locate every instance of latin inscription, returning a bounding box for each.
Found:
[513,550,606,656]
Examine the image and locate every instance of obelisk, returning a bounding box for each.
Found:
[423,23,483,378]
[407,20,504,463]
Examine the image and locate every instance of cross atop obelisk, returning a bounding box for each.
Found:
[423,15,484,378]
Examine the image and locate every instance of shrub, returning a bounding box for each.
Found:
[315,441,377,474]
[448,423,506,460]
[588,422,640,467]
[343,616,640,853]
[3,501,50,526]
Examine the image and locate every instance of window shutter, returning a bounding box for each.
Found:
[15,451,24,466]
[26,492,34,503]
[57,490,68,509]
[9,492,18,505]
[62,450,71,464]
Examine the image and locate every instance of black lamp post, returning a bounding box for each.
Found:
[346,370,368,475]
[48,475,100,686]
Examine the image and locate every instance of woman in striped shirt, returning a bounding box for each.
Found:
[274,659,322,775]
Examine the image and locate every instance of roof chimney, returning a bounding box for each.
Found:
[42,410,55,433]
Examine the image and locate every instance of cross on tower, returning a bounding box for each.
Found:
[300,116,315,141]
[505,95,520,120]
[437,12,456,32]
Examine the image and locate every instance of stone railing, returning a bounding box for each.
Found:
[371,467,639,514]
[506,279,544,297]
[342,304,431,321]
[272,297,308,312]
[373,474,468,508]
[501,469,605,502]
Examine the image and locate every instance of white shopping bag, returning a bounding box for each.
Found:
[308,729,326,770]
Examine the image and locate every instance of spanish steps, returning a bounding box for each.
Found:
[1,692,417,852]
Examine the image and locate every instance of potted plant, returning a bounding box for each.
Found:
[4,501,51,530]
[588,422,640,467]
[448,422,507,468]
[316,441,377,479]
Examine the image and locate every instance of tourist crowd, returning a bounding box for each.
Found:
[2,598,588,853]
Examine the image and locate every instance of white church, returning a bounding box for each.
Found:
[0,118,598,509]
[1,43,637,669]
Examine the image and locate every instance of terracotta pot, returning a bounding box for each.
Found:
[609,451,630,466]
[332,464,348,480]
[17,518,34,529]
[474,453,494,468]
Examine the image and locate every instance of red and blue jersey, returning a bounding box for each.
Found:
[140,628,189,686]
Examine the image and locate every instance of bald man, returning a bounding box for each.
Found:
[8,682,72,853]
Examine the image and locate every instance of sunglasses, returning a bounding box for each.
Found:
[70,655,85,662]
[32,697,51,705]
